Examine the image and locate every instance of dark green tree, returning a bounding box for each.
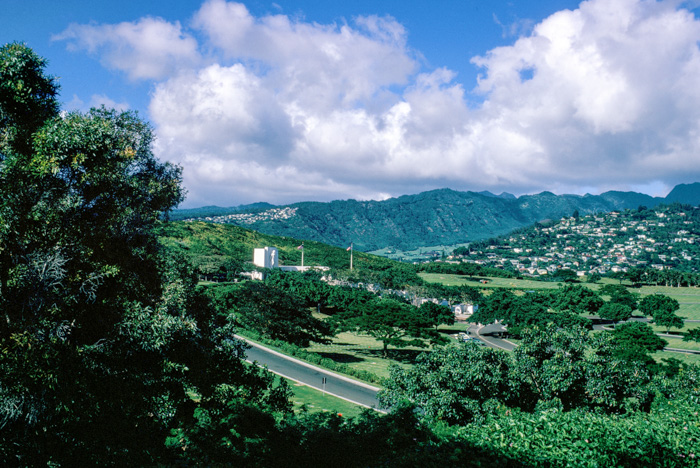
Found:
[212,281,331,346]
[553,284,603,315]
[381,325,653,420]
[598,302,633,327]
[600,284,639,310]
[683,328,700,343]
[337,298,441,356]
[379,343,516,424]
[639,294,683,333]
[0,44,291,465]
[0,42,60,156]
[612,321,667,353]
[418,301,454,330]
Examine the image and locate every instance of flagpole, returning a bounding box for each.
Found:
[301,243,304,268]
[350,243,353,271]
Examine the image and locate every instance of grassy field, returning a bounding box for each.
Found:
[653,349,700,366]
[305,315,469,380]
[283,377,368,418]
[421,272,700,322]
[419,272,565,290]
[663,336,700,352]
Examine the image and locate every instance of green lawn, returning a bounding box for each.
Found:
[419,272,566,290]
[306,331,422,380]
[283,377,368,418]
[636,285,700,321]
[663,336,700,352]
[305,315,469,380]
[653,349,700,366]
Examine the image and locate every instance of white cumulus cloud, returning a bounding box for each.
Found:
[57,0,700,205]
[54,17,201,80]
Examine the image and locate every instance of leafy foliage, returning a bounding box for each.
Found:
[639,294,684,333]
[206,281,331,346]
[598,302,633,325]
[552,284,603,315]
[381,326,654,424]
[0,42,59,155]
[0,45,291,465]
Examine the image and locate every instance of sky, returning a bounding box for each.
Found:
[3,0,700,207]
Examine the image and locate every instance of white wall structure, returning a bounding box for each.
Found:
[253,247,278,269]
[250,246,328,279]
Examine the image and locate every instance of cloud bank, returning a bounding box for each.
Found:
[57,0,700,206]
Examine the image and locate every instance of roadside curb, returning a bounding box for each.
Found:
[663,347,700,355]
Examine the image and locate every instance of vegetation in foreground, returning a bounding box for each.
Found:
[2,43,700,467]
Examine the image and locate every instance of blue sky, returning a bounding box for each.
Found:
[3,0,700,207]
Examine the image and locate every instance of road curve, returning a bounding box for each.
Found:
[468,323,517,351]
[236,336,384,412]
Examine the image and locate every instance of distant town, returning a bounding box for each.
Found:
[448,204,700,277]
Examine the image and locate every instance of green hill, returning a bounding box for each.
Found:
[174,184,699,253]
[156,221,397,275]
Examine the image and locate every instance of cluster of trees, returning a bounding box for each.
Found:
[381,326,657,422]
[0,43,300,465]
[379,326,700,465]
[626,267,700,288]
[205,269,455,355]
[471,283,685,353]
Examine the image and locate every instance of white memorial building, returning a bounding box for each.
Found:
[250,246,328,279]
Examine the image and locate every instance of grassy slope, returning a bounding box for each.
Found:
[156,220,398,272]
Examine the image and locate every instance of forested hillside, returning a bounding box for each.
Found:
[178,184,700,252]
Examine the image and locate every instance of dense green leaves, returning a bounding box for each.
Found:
[206,281,331,346]
[380,343,517,424]
[0,45,290,465]
[381,326,654,423]
[0,42,59,155]
[552,284,603,315]
[639,294,684,333]
[598,302,633,325]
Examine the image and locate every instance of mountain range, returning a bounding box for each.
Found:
[175,183,700,253]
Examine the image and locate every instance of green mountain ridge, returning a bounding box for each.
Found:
[176,183,700,252]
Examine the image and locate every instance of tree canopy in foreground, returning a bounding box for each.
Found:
[0,42,290,466]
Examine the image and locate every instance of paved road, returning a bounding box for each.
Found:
[238,336,384,411]
[466,323,517,351]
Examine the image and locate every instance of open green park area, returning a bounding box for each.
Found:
[421,271,700,320]
[259,274,700,385]
[419,272,700,360]
[305,325,467,381]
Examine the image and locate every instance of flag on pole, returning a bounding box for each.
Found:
[346,245,352,251]
[297,244,304,250]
